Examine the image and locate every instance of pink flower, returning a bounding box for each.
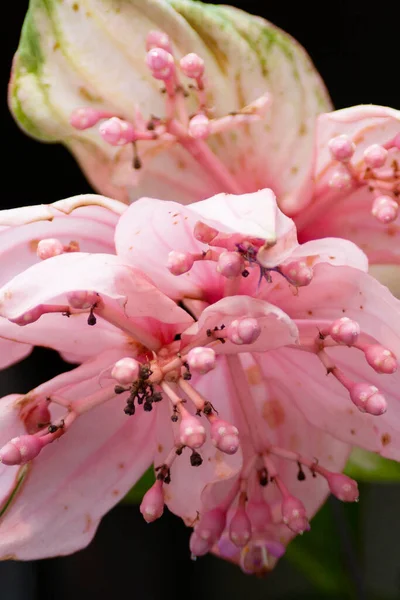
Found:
[1,188,400,575]
[10,2,400,277]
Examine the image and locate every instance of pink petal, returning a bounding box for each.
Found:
[0,395,30,522]
[0,253,192,349]
[0,216,116,287]
[0,332,32,369]
[290,238,368,272]
[182,296,298,354]
[0,313,125,364]
[0,375,156,559]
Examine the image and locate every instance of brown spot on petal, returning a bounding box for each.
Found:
[53,42,60,51]
[83,514,92,533]
[381,433,391,446]
[112,489,120,497]
[305,255,318,267]
[118,462,125,470]
[289,433,300,451]
[0,554,18,561]
[29,239,39,252]
[245,364,262,386]
[78,86,103,103]
[64,505,69,510]
[72,2,79,10]
[262,399,285,429]
[157,444,163,453]
[350,429,356,435]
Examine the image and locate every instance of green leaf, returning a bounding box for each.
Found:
[285,501,357,597]
[344,447,400,482]
[121,467,155,504]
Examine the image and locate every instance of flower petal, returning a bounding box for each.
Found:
[10,0,330,205]
[0,383,156,559]
[182,296,298,354]
[0,253,192,350]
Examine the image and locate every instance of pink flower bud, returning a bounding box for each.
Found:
[227,318,261,345]
[363,144,388,168]
[139,480,164,523]
[67,290,99,309]
[371,195,398,224]
[229,507,252,547]
[180,53,205,79]
[279,260,313,287]
[167,251,194,275]
[210,419,239,455]
[188,114,210,139]
[325,472,359,502]
[330,317,360,345]
[37,238,65,260]
[69,107,104,130]
[0,435,43,465]
[24,402,51,434]
[195,507,226,543]
[99,117,135,146]
[193,221,218,243]
[216,251,244,279]
[349,382,387,415]
[363,344,397,374]
[186,347,216,375]
[329,169,352,189]
[328,134,355,162]
[189,532,211,557]
[281,496,310,534]
[247,501,272,532]
[146,30,172,53]
[112,357,140,384]
[146,48,175,80]
[179,410,206,448]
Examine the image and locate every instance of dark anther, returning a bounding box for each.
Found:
[139,365,152,379]
[242,269,250,278]
[175,445,184,456]
[155,464,171,484]
[151,392,163,403]
[124,404,135,416]
[190,450,203,467]
[297,462,306,481]
[258,468,269,487]
[146,121,155,131]
[87,307,97,326]
[326,366,334,375]
[114,385,128,395]
[206,329,212,337]
[174,333,182,341]
[62,310,71,318]
[48,420,64,434]
[203,401,218,416]
[132,142,142,170]
[171,414,179,422]
[143,400,153,412]
[183,371,192,381]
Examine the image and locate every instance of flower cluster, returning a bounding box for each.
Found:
[4,0,400,577]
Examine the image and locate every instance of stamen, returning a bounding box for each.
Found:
[216,251,245,279]
[193,221,218,244]
[229,494,252,547]
[323,317,360,346]
[69,107,114,130]
[371,195,399,224]
[146,30,173,54]
[226,318,261,345]
[278,261,313,287]
[0,435,44,465]
[186,347,216,375]
[188,114,210,139]
[208,417,239,455]
[331,369,387,415]
[179,406,206,449]
[364,144,388,169]
[328,134,355,162]
[37,238,65,260]
[353,343,397,374]
[23,401,51,434]
[111,357,141,385]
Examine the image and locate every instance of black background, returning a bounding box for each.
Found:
[1,2,400,599]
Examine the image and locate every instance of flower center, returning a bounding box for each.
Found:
[69,30,270,195]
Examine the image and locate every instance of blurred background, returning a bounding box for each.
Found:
[1,1,400,598]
